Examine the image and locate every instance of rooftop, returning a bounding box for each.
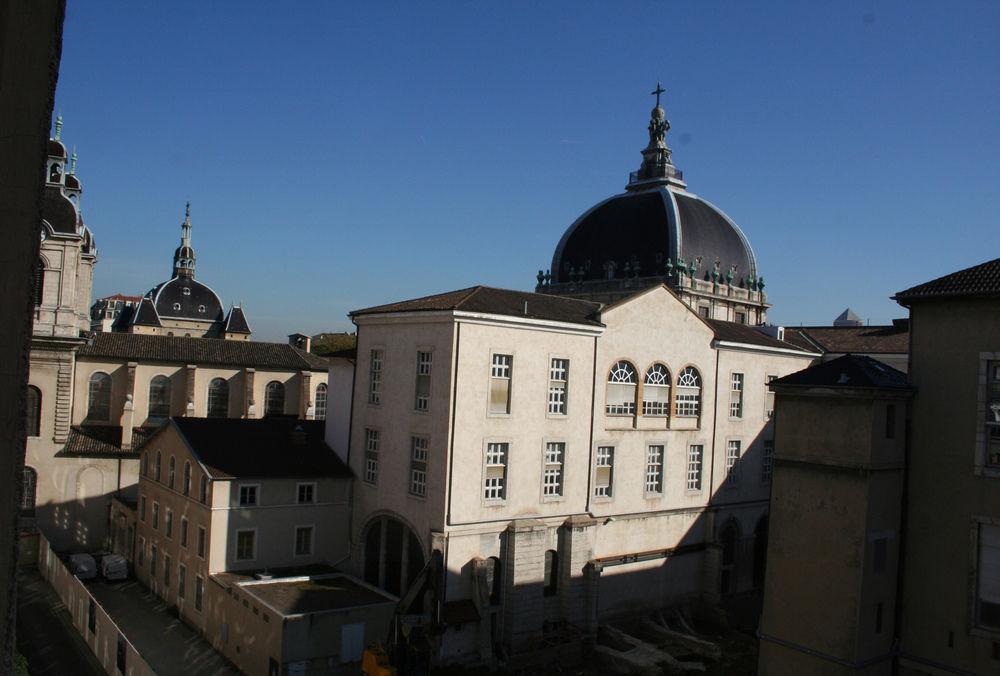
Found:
[61,425,159,458]
[78,332,328,371]
[771,354,910,391]
[351,285,604,327]
[894,257,1000,303]
[235,574,395,617]
[157,417,352,480]
[786,323,909,355]
[707,319,815,353]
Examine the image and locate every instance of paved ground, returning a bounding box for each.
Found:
[16,569,104,676]
[85,578,239,676]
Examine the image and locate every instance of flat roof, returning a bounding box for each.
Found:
[237,574,396,617]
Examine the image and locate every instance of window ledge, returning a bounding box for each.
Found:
[481,500,507,508]
[974,466,1000,478]
[970,625,1000,641]
[407,493,427,501]
[592,496,614,503]
[545,413,569,420]
[540,496,565,504]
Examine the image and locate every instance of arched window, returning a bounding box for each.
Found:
[26,386,41,437]
[141,452,148,477]
[485,556,502,606]
[87,372,112,421]
[314,383,328,421]
[207,378,229,418]
[154,451,162,482]
[264,381,285,416]
[606,361,637,415]
[675,367,702,417]
[33,261,44,307]
[199,475,209,504]
[753,516,769,589]
[642,364,671,416]
[720,521,740,595]
[168,456,176,489]
[182,461,191,496]
[544,550,559,597]
[49,162,61,182]
[363,516,425,597]
[21,467,37,515]
[148,375,171,423]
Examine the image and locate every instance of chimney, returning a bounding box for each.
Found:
[756,324,786,342]
[288,333,311,352]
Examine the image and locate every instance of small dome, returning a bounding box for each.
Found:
[149,277,224,322]
[47,139,67,159]
[651,105,666,121]
[65,174,81,190]
[551,186,757,284]
[41,184,79,234]
[174,245,195,260]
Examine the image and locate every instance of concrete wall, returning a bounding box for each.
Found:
[325,357,355,462]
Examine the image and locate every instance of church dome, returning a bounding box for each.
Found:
[149,277,224,322]
[41,184,79,234]
[47,138,67,159]
[65,174,81,190]
[551,186,757,284]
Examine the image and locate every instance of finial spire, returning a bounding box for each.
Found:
[70,147,78,174]
[173,201,196,278]
[54,114,63,140]
[627,83,685,190]
[651,81,665,108]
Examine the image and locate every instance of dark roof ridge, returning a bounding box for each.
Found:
[894,257,1000,302]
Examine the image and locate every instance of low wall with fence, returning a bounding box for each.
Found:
[36,532,155,676]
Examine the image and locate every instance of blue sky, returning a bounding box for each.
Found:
[57,2,999,341]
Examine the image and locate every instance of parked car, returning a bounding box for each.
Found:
[68,553,97,580]
[101,554,128,581]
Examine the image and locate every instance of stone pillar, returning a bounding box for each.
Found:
[119,362,137,450]
[701,510,722,605]
[243,367,255,418]
[184,364,196,416]
[300,370,312,419]
[558,514,597,628]
[583,562,602,635]
[502,518,547,651]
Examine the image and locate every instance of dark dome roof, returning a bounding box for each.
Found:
[174,245,195,260]
[47,139,67,159]
[65,174,81,190]
[149,277,224,322]
[41,184,79,234]
[551,186,757,284]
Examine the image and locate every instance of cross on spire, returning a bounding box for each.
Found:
[651,81,665,108]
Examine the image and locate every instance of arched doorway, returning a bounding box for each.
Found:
[363,515,424,597]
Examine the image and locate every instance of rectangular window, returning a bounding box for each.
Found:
[765,375,777,420]
[195,576,204,612]
[137,536,146,567]
[297,483,315,504]
[178,564,186,599]
[548,359,568,415]
[735,310,747,324]
[180,518,188,548]
[236,530,256,561]
[483,442,508,501]
[686,444,703,491]
[368,349,383,405]
[163,554,171,589]
[594,446,614,498]
[152,502,159,530]
[726,440,741,485]
[238,484,258,507]
[489,354,512,414]
[698,305,710,318]
[761,439,774,483]
[139,495,146,521]
[976,523,1000,630]
[364,428,379,484]
[415,351,432,411]
[295,526,314,556]
[197,526,206,558]
[645,445,664,495]
[200,475,209,504]
[165,509,173,539]
[409,436,428,497]
[730,373,744,418]
[149,543,157,577]
[985,362,1000,468]
[543,442,565,498]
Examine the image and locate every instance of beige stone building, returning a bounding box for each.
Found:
[758,257,1000,675]
[334,283,817,663]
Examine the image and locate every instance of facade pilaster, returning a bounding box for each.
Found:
[502,518,547,651]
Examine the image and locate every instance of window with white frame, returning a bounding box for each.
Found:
[415,351,432,411]
[489,354,512,414]
[264,381,285,416]
[686,444,703,491]
[976,522,1000,630]
[645,445,664,495]
[594,446,614,498]
[364,429,379,484]
[295,526,314,556]
[730,373,744,418]
[726,440,741,485]
[314,383,328,420]
[236,529,256,561]
[483,442,508,501]
[148,375,171,422]
[986,362,1000,468]
[765,374,777,420]
[676,367,702,417]
[207,378,229,418]
[762,439,774,483]
[548,359,568,415]
[238,484,258,507]
[543,442,565,498]
[643,364,671,416]
[410,436,428,497]
[368,349,384,405]
[606,361,637,415]
[297,483,315,504]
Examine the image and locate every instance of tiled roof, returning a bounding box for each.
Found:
[707,319,816,353]
[61,425,159,457]
[894,257,1000,302]
[78,332,329,371]
[351,286,604,326]
[169,417,352,480]
[785,324,909,355]
[223,305,251,334]
[130,297,161,327]
[771,354,909,391]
